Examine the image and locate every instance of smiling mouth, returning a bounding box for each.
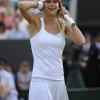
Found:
[49,7,56,10]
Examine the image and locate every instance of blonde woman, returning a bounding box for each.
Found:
[18,0,86,100]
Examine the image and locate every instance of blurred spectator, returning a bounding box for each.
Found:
[0,6,13,30]
[0,6,7,21]
[81,33,91,54]
[95,33,100,50]
[5,65,13,73]
[11,0,19,7]
[8,16,30,40]
[80,34,100,87]
[79,55,88,87]
[0,0,15,16]
[4,17,13,30]
[0,58,18,100]
[16,61,32,100]
[0,21,9,40]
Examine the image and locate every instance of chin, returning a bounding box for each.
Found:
[48,12,57,16]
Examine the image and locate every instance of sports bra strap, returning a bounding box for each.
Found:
[40,18,45,31]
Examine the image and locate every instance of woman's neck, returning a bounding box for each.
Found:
[44,16,57,24]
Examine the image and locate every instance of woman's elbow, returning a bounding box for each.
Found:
[77,37,86,46]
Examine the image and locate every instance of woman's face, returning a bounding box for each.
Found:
[44,0,60,16]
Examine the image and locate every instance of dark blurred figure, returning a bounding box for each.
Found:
[81,33,100,87]
[0,21,9,40]
[16,61,31,100]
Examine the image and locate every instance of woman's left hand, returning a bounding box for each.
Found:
[59,6,70,17]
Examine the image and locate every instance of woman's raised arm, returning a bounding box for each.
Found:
[18,1,38,24]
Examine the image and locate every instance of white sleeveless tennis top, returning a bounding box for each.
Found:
[30,18,66,80]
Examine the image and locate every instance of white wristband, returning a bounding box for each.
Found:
[64,14,76,27]
[37,1,44,10]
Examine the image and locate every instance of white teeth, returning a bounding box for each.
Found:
[50,8,54,10]
[49,8,55,10]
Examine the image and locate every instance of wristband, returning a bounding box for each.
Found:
[37,1,44,10]
[64,14,76,27]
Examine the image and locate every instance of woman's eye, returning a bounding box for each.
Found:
[45,1,51,3]
[54,1,58,3]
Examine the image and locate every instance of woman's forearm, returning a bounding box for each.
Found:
[71,26,86,45]
[67,25,86,46]
[18,1,38,10]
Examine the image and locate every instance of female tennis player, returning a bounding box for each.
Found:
[18,0,86,100]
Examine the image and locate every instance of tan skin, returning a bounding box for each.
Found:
[18,0,86,45]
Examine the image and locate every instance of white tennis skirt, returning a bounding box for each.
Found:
[28,78,69,100]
